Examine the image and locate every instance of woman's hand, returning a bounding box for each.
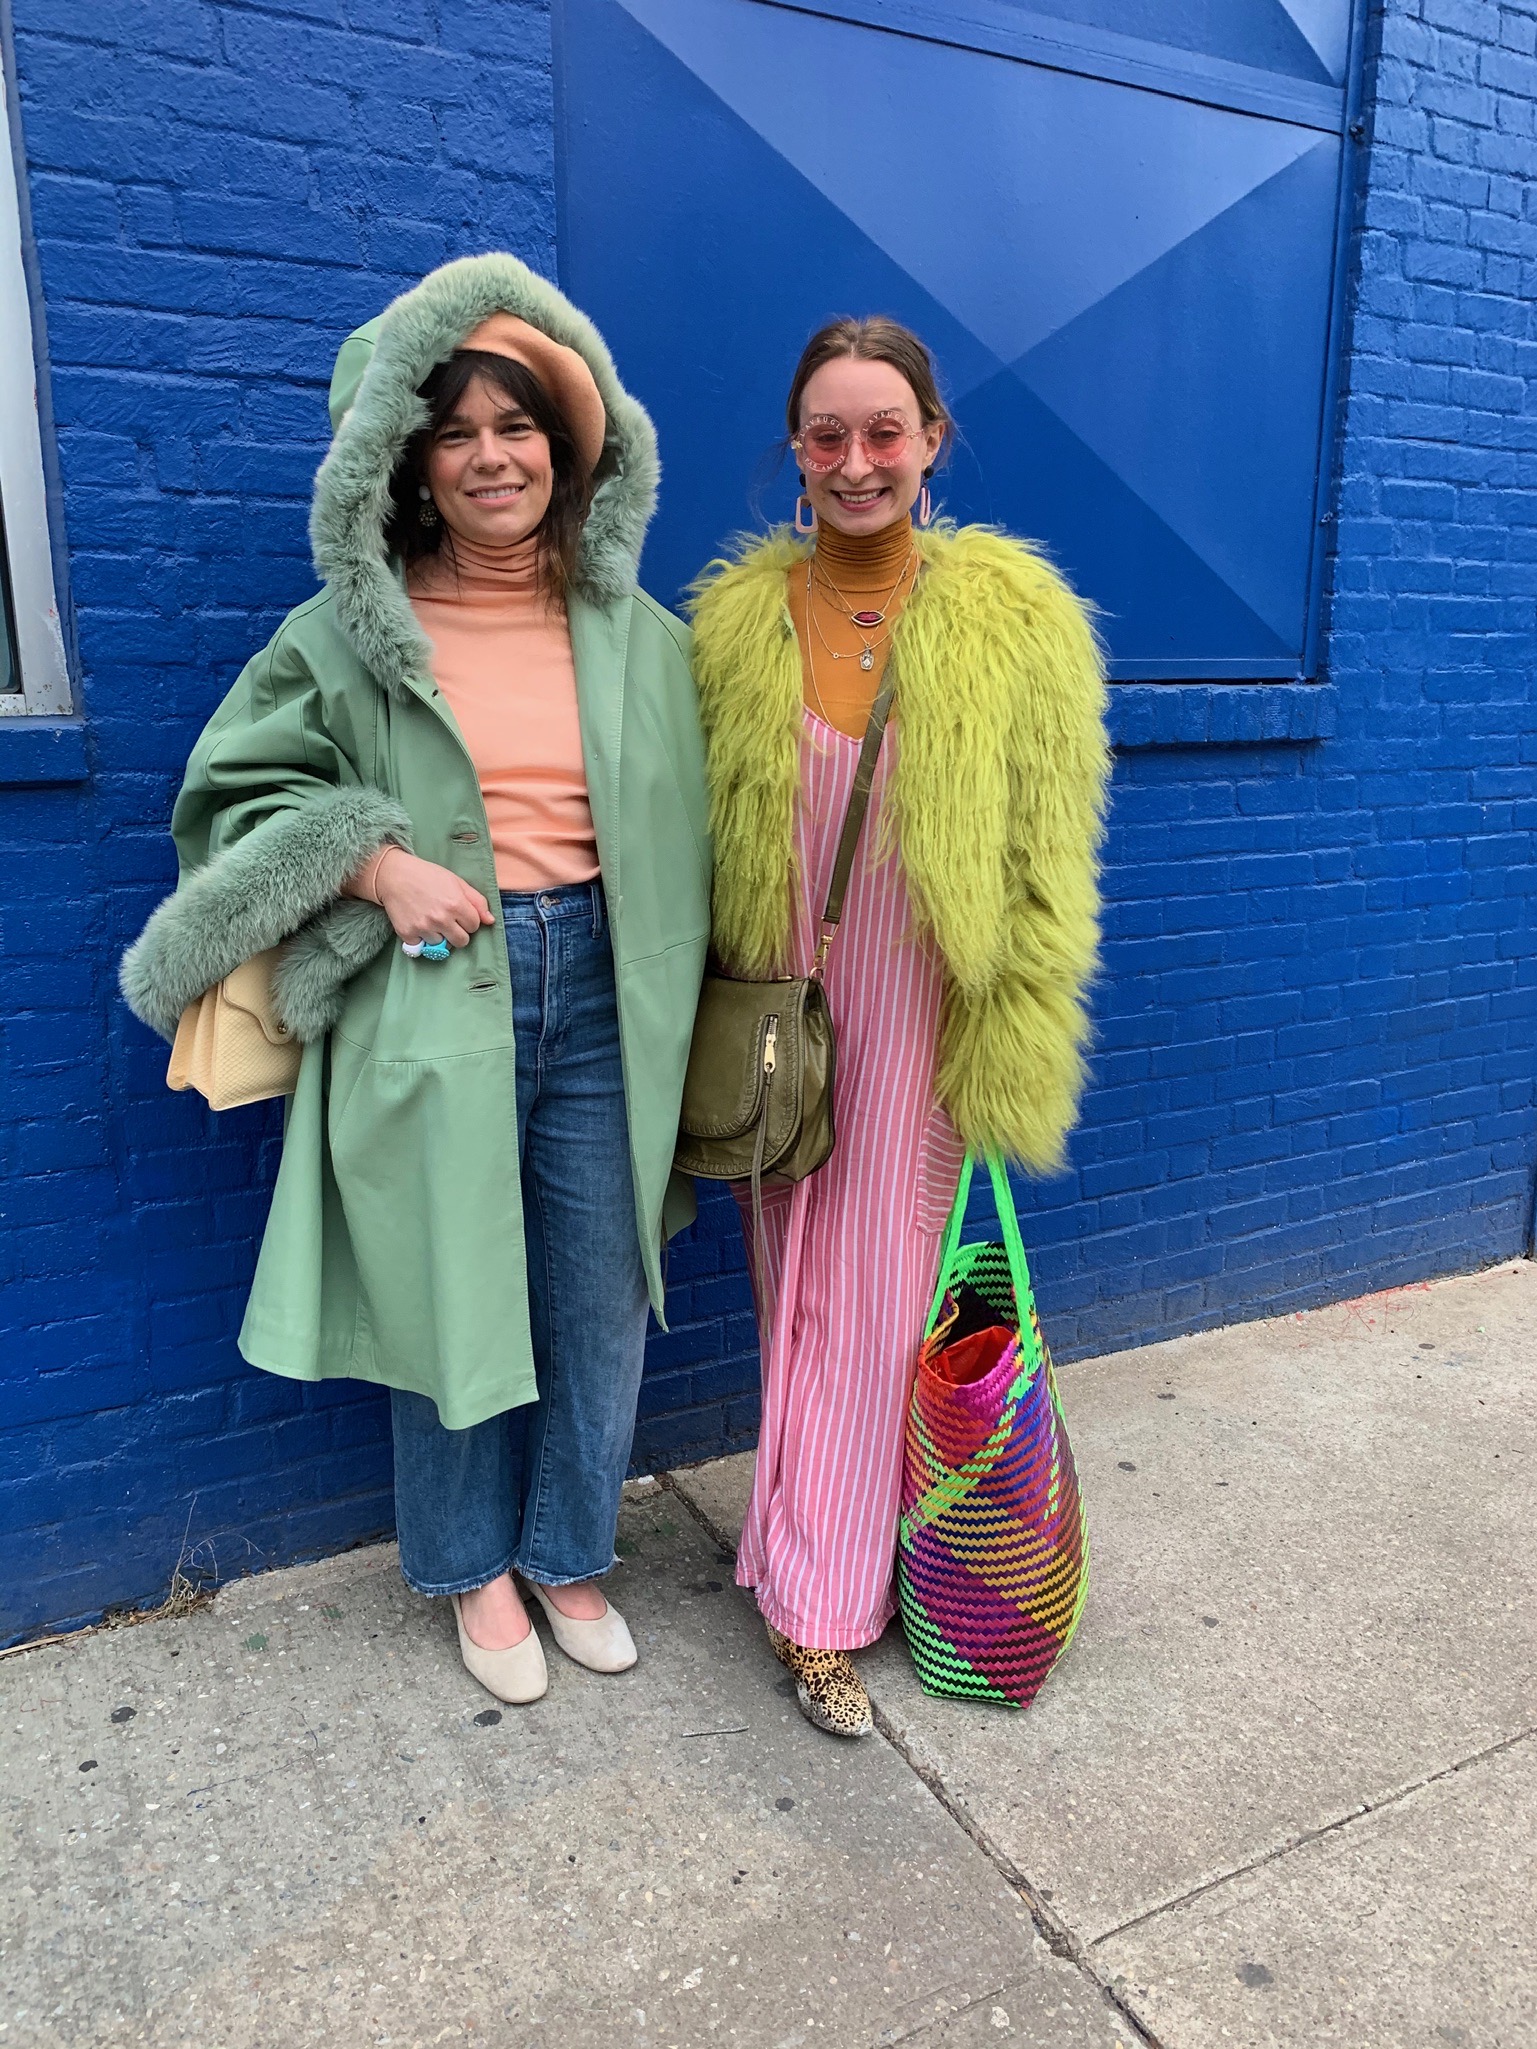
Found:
[373,850,495,948]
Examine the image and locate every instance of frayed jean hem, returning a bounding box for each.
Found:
[512,1553,618,1588]
[398,1553,516,1601]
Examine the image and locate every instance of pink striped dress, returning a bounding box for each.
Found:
[734,708,967,1649]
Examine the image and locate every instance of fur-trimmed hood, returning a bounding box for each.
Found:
[309,251,660,703]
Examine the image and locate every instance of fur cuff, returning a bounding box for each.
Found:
[273,896,395,1041]
[120,786,412,1040]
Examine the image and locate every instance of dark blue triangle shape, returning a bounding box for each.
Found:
[1016,141,1338,649]
[954,369,1290,670]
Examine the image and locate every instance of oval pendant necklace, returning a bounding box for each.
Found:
[810,549,918,670]
[806,563,906,682]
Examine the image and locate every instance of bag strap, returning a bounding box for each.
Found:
[926,1151,1040,1349]
[811,663,898,977]
[983,1152,1036,1331]
[928,1152,977,1326]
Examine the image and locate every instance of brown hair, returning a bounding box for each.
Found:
[785,315,955,459]
[386,349,594,598]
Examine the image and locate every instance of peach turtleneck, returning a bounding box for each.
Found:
[405,532,599,894]
[789,513,918,739]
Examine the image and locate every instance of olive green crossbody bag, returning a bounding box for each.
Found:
[674,665,897,1263]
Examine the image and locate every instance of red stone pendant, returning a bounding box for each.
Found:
[852,609,884,628]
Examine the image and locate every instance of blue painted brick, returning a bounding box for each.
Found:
[3,0,1535,1643]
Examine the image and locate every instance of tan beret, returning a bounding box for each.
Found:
[460,313,607,472]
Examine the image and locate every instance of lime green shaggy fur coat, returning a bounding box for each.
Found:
[689,524,1111,1174]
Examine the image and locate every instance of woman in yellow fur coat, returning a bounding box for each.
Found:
[688,317,1110,1738]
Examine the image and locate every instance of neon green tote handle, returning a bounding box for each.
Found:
[925,1150,1038,1340]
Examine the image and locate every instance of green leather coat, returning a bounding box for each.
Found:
[122,255,710,1428]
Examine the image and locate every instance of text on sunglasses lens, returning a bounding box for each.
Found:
[796,412,919,472]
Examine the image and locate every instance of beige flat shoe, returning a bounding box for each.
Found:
[451,1592,548,1704]
[522,1580,637,1673]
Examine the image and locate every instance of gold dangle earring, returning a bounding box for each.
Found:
[794,471,817,536]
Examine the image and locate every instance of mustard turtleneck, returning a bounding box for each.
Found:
[789,513,918,739]
[406,532,599,894]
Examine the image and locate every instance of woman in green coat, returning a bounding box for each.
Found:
[123,254,710,1706]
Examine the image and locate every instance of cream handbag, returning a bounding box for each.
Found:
[166,947,301,1110]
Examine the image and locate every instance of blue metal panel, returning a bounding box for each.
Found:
[557,0,1357,678]
[751,1,1347,125]
[998,1,1345,83]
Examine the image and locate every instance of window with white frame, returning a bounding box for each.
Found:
[0,65,69,716]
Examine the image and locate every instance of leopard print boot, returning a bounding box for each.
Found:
[766,1625,873,1738]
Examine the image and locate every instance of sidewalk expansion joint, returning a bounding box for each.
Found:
[1088,1721,1537,1950]
[659,1469,738,1556]
[868,1699,1168,2049]
[662,1471,1170,2049]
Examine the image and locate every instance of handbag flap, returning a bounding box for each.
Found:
[679,975,805,1142]
[220,948,293,1047]
[166,989,217,1094]
[164,948,299,1110]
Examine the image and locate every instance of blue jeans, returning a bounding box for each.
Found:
[391,882,649,1594]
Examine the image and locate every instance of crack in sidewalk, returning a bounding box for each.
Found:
[662,1472,1169,2049]
[869,1702,1166,2048]
[1088,1720,1537,1949]
[659,1471,742,1560]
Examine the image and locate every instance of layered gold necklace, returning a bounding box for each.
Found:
[805,549,919,673]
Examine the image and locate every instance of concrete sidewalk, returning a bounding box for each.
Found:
[3,1263,1533,2048]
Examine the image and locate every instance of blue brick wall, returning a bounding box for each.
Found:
[3,0,1534,1643]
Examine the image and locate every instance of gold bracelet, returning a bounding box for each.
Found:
[368,843,405,905]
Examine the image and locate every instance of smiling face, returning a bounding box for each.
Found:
[422,373,554,549]
[796,357,946,537]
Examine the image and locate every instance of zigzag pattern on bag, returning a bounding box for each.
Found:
[897,1158,1089,1709]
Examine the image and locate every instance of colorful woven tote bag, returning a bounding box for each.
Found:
[897,1152,1088,1708]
